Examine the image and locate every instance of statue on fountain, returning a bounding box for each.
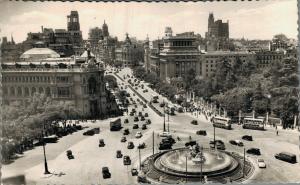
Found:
[190,144,206,164]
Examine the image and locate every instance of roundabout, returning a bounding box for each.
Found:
[141,146,255,184]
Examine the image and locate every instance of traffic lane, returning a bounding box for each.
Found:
[1,121,104,179]
[26,121,137,185]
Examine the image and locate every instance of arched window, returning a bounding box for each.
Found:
[31,87,36,96]
[46,87,51,96]
[25,87,29,97]
[10,87,15,96]
[39,87,44,94]
[88,77,97,94]
[3,87,8,95]
[17,87,22,96]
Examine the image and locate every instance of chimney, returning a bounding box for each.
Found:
[41,26,44,32]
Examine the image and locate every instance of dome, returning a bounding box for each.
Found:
[20,48,60,59]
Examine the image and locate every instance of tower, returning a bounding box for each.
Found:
[67,11,80,31]
[208,13,214,30]
[164,27,173,38]
[102,20,109,37]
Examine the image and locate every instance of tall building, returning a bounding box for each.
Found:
[102,20,109,37]
[115,33,143,67]
[67,11,83,46]
[1,36,23,63]
[206,13,230,51]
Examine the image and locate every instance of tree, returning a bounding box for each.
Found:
[185,68,196,90]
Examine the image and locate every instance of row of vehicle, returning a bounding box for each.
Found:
[83,127,100,136]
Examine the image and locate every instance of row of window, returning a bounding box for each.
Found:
[3,86,51,97]
[257,55,283,60]
[2,76,72,83]
[3,76,51,83]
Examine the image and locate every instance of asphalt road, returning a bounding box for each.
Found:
[2,66,300,185]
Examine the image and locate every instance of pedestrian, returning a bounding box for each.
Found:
[276,130,279,136]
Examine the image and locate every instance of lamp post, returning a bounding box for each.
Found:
[139,146,142,170]
[42,122,50,174]
[163,100,166,132]
[243,147,246,178]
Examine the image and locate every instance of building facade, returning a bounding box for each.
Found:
[2,49,113,119]
[255,50,285,69]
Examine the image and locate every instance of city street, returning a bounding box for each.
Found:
[2,67,300,184]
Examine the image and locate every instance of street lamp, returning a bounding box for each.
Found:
[42,122,51,174]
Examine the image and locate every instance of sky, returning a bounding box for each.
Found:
[0,0,297,43]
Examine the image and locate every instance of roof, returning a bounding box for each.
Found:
[20,48,60,59]
[80,50,95,58]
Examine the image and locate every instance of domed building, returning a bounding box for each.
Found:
[20,47,60,62]
[1,48,117,119]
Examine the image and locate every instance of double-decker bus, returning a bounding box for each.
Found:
[242,117,265,130]
[212,116,232,130]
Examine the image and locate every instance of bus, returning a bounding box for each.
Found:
[242,117,265,130]
[212,116,232,130]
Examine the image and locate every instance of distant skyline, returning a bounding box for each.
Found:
[0,0,297,43]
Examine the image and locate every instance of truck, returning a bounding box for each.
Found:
[110,118,122,131]
[275,152,297,163]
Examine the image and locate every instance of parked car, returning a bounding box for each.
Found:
[235,140,244,146]
[146,119,151,125]
[99,139,105,147]
[242,135,253,141]
[257,158,266,168]
[191,120,198,125]
[93,127,100,134]
[127,142,135,149]
[123,155,131,165]
[143,104,147,108]
[141,124,147,130]
[247,148,261,155]
[133,124,139,129]
[144,113,149,117]
[134,116,139,122]
[275,152,297,163]
[123,128,130,135]
[138,112,143,116]
[102,167,111,179]
[121,136,127,142]
[129,112,134,116]
[116,150,123,158]
[83,129,95,136]
[131,168,138,176]
[160,103,165,107]
[135,132,143,138]
[124,119,129,124]
[178,107,184,113]
[196,130,207,136]
[140,116,145,121]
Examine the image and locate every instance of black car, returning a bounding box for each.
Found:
[229,140,238,145]
[146,119,151,125]
[123,129,130,135]
[102,167,111,179]
[121,136,127,142]
[129,112,134,116]
[191,120,198,125]
[144,113,149,117]
[275,152,297,163]
[83,129,95,136]
[124,119,129,124]
[66,150,74,159]
[134,116,139,122]
[143,104,147,108]
[138,143,146,149]
[140,116,145,121]
[247,148,261,155]
[133,124,139,129]
[123,155,131,165]
[138,112,143,116]
[159,142,172,150]
[160,103,165,107]
[185,140,197,147]
[99,139,105,147]
[116,150,123,158]
[131,168,138,176]
[242,135,253,141]
[196,130,207,136]
[93,127,100,134]
[142,124,147,130]
[127,142,135,149]
[162,136,176,144]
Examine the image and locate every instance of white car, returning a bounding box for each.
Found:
[135,132,143,138]
[159,131,172,137]
[234,140,244,146]
[257,158,266,168]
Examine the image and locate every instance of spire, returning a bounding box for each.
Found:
[11,33,15,44]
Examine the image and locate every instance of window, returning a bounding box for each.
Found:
[58,87,70,97]
[25,87,29,97]
[57,76,69,83]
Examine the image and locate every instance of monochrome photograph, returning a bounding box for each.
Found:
[0,0,299,184]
